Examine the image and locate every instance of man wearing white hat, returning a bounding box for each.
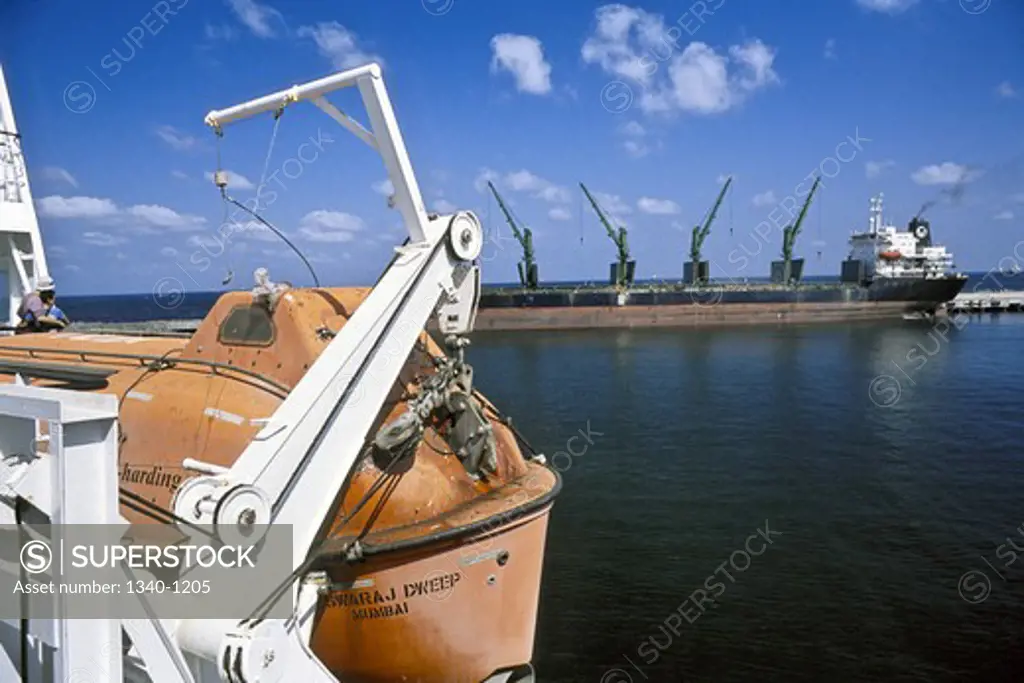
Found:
[16,275,68,333]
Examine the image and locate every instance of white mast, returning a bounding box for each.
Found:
[0,63,49,328]
[869,193,884,235]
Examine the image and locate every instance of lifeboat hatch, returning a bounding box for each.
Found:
[217,304,276,347]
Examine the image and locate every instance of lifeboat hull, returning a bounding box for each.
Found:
[0,286,560,681]
[313,506,552,682]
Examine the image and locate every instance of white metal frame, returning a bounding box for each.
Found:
[0,64,49,328]
[0,384,123,681]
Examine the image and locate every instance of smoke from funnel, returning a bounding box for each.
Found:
[915,154,1024,220]
[916,167,976,219]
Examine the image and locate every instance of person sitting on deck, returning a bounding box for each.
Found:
[47,303,70,325]
[15,276,68,333]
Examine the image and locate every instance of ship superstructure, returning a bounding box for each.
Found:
[844,194,956,282]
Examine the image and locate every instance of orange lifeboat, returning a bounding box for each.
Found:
[879,250,902,261]
[0,287,560,682]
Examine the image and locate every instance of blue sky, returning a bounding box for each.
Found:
[1,0,1021,295]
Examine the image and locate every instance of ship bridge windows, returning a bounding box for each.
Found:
[217,304,276,347]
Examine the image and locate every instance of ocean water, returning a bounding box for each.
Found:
[467,318,1024,683]
[54,285,1024,682]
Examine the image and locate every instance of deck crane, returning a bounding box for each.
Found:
[686,176,732,285]
[579,182,634,287]
[774,176,821,285]
[486,180,538,288]
[0,63,484,683]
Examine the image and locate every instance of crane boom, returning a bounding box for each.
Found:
[486,181,537,287]
[487,181,527,246]
[783,176,821,259]
[579,182,617,244]
[579,182,629,261]
[690,176,732,263]
[790,176,820,247]
[580,182,632,286]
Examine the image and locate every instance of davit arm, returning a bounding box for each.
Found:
[168,63,484,682]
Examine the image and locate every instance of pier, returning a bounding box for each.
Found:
[949,291,1024,313]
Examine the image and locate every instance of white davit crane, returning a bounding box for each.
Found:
[0,62,484,682]
[0,64,50,329]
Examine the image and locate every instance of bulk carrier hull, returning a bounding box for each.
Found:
[473,276,968,331]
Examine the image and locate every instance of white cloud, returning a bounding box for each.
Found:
[637,197,680,215]
[996,81,1017,99]
[490,34,552,95]
[187,235,221,250]
[432,199,457,214]
[993,210,1014,221]
[1012,193,1024,204]
[372,179,394,196]
[160,246,178,257]
[548,207,572,221]
[225,0,282,38]
[298,22,381,70]
[36,196,118,219]
[155,125,199,151]
[535,185,571,203]
[619,120,651,157]
[865,160,896,179]
[594,191,632,216]
[910,162,977,186]
[855,0,918,13]
[39,166,78,188]
[623,140,650,158]
[489,169,570,204]
[125,205,206,230]
[824,38,836,60]
[204,170,254,190]
[204,23,239,41]
[35,195,205,233]
[81,231,126,247]
[171,170,189,181]
[581,5,778,115]
[621,121,645,137]
[473,168,501,194]
[297,210,365,242]
[752,190,777,207]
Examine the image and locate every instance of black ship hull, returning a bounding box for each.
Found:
[472,276,968,331]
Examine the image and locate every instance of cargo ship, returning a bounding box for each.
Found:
[475,183,967,331]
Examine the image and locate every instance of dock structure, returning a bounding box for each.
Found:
[949,291,1024,313]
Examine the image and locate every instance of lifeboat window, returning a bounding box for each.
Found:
[217,305,276,347]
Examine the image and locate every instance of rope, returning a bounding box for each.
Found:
[817,190,823,260]
[579,188,584,245]
[215,108,289,287]
[256,107,285,198]
[729,185,734,236]
[247,440,414,622]
[222,194,321,287]
[213,128,235,285]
